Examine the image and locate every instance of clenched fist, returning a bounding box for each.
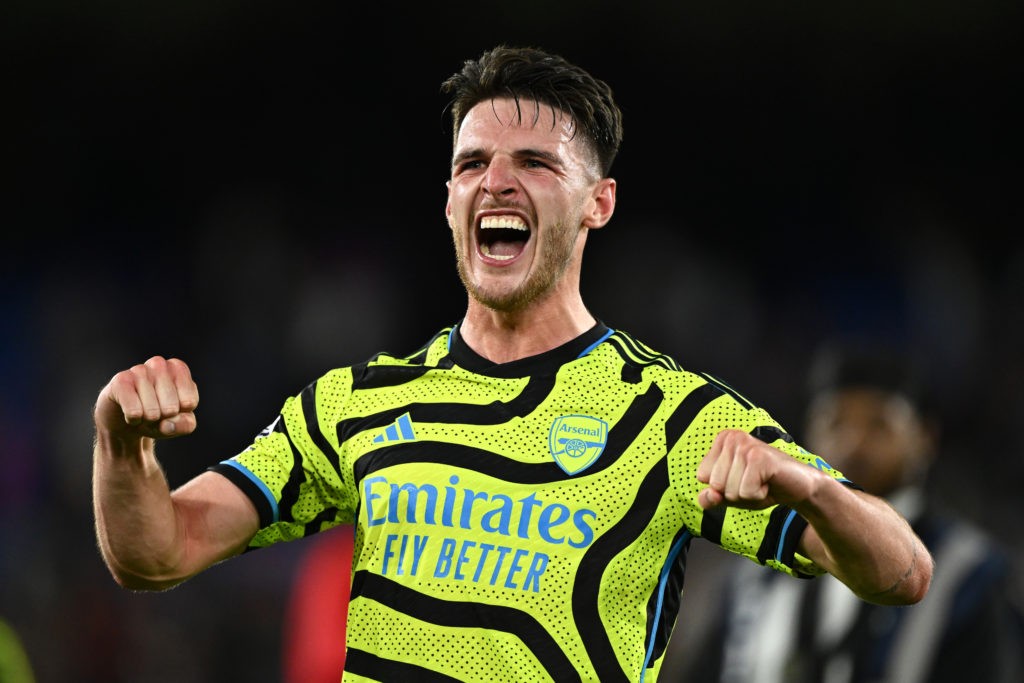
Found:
[95,356,199,441]
[697,429,821,511]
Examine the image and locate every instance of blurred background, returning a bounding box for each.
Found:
[3,1,1022,681]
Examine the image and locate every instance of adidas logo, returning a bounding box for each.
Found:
[372,413,416,444]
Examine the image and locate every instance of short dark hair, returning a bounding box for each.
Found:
[805,341,932,417]
[440,45,623,177]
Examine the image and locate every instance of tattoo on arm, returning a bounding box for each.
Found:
[869,544,918,599]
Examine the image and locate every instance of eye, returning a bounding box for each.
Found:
[453,159,484,175]
[523,158,550,169]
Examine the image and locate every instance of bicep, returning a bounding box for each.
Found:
[171,470,261,576]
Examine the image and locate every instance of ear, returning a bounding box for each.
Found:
[445,181,454,229]
[582,177,616,229]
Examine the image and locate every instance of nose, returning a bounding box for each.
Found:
[482,156,517,197]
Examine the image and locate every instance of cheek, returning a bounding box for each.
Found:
[447,195,477,232]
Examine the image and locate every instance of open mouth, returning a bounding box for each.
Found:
[478,215,529,261]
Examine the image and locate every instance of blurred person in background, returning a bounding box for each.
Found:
[282,524,353,683]
[676,341,1024,683]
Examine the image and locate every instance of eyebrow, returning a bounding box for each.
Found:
[516,148,562,166]
[452,147,563,167]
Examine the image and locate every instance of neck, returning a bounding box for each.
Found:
[459,296,596,364]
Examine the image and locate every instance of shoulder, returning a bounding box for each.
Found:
[600,328,683,372]
[595,328,773,415]
[362,327,456,369]
[309,327,455,393]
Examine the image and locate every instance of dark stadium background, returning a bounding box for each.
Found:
[3,2,1022,680]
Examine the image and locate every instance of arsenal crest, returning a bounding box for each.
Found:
[548,415,608,475]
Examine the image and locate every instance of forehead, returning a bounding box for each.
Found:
[456,97,578,149]
[811,388,918,424]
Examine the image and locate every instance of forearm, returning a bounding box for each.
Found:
[797,477,933,605]
[92,430,187,591]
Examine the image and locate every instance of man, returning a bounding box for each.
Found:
[676,342,1023,683]
[92,45,931,681]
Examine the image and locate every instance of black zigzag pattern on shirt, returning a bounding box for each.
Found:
[350,571,582,682]
[572,458,671,682]
[350,383,664,485]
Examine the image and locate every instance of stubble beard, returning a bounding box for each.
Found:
[455,219,578,313]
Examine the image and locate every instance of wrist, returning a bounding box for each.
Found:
[95,427,154,464]
[789,467,846,518]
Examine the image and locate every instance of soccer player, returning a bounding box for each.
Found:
[91,45,932,681]
[673,342,1024,683]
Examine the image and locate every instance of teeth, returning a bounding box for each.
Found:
[480,215,528,231]
[480,245,515,260]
